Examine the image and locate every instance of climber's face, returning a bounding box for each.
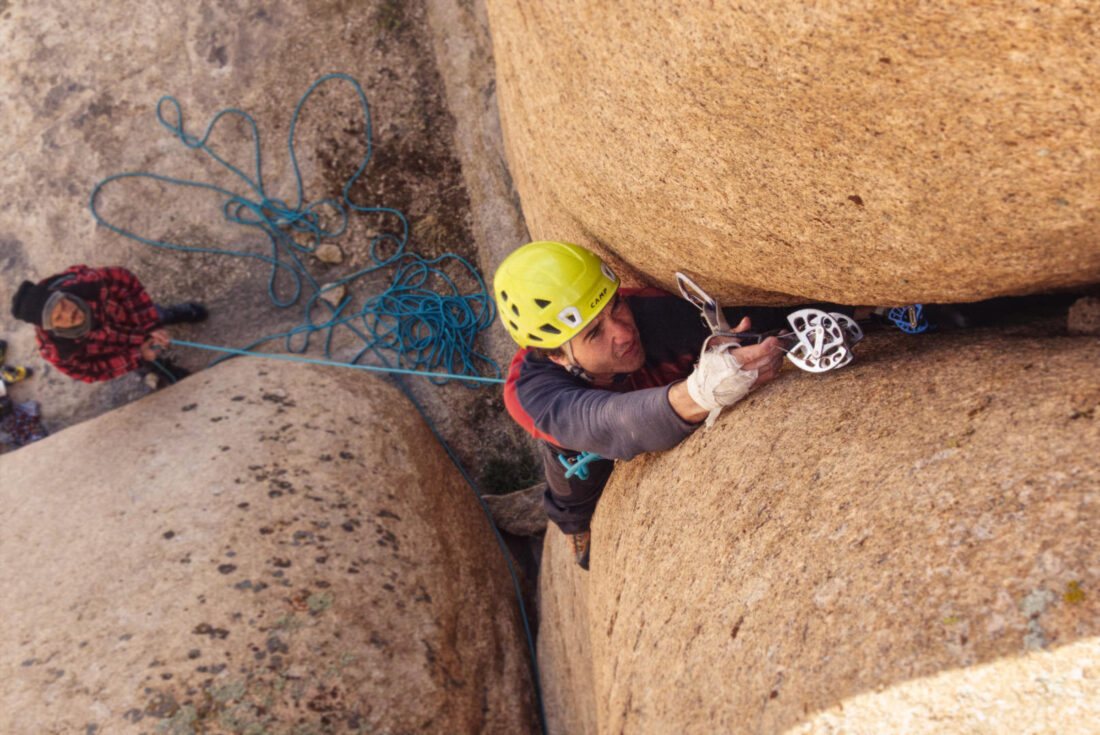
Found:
[550,293,644,382]
[50,297,85,329]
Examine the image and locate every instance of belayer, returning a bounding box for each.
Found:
[10,265,207,385]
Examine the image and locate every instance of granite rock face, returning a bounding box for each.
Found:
[487,0,1100,305]
[536,327,1100,733]
[0,360,537,734]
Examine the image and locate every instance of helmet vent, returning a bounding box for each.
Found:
[528,333,543,342]
[534,298,551,309]
[558,306,583,328]
[500,290,509,301]
[539,324,561,335]
[509,320,519,331]
[511,304,520,316]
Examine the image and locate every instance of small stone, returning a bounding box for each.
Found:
[315,244,344,264]
[1067,296,1100,335]
[320,283,346,307]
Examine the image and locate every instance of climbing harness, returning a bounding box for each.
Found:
[558,450,603,480]
[675,272,862,373]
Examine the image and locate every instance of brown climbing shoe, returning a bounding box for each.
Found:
[570,530,591,570]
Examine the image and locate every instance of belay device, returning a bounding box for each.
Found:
[675,272,863,373]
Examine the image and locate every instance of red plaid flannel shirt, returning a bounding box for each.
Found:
[34,265,160,382]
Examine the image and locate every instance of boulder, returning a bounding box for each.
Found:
[537,327,1100,733]
[486,0,1100,305]
[0,359,537,734]
[482,482,549,536]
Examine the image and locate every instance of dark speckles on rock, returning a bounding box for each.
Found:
[162,530,176,540]
[234,580,253,591]
[217,564,237,574]
[192,623,229,640]
[315,556,328,564]
[339,451,355,460]
[144,691,179,718]
[341,520,360,532]
[21,658,36,667]
[378,509,401,520]
[259,527,274,535]
[84,724,99,735]
[187,649,201,659]
[231,395,245,402]
[319,454,333,461]
[272,558,292,568]
[266,635,289,654]
[261,392,296,407]
[119,633,133,641]
[181,403,198,412]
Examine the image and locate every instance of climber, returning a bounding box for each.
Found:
[495,241,787,570]
[10,265,207,385]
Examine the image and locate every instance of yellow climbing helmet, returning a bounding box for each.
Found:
[493,241,620,348]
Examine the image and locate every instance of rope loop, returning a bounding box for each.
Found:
[89,73,499,386]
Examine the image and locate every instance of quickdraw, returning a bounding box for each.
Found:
[675,272,862,373]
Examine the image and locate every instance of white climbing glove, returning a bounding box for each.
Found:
[685,339,758,428]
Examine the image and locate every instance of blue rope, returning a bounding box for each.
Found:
[170,339,503,384]
[88,74,545,732]
[558,451,604,481]
[89,73,499,386]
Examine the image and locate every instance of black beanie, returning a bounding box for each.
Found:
[11,280,51,326]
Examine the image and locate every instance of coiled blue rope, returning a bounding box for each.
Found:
[89,73,499,386]
[89,74,543,732]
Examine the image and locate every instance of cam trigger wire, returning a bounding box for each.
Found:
[88,74,545,732]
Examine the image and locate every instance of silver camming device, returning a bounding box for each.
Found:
[675,272,862,373]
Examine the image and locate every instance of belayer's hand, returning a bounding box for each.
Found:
[140,330,170,362]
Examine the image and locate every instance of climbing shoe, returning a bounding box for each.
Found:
[159,302,209,325]
[0,365,32,384]
[570,530,591,570]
